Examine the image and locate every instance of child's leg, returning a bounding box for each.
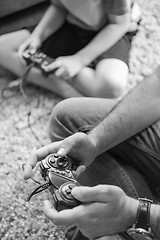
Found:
[73,59,128,98]
[71,34,131,98]
[0,30,84,98]
[0,30,30,76]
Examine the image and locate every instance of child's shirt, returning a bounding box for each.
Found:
[50,0,138,31]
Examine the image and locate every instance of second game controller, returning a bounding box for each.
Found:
[22,48,58,76]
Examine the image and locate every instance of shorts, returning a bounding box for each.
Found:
[27,22,137,67]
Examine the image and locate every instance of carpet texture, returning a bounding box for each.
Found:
[0,0,160,239]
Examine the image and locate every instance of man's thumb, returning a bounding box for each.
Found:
[72,185,109,203]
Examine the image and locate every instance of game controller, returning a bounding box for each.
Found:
[40,153,78,189]
[26,153,81,210]
[22,48,58,76]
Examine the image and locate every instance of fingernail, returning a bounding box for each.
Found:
[57,148,66,155]
[71,187,78,198]
[80,166,86,173]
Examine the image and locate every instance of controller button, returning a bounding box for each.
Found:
[68,185,74,190]
[48,155,56,166]
[50,159,56,164]
[43,61,48,66]
[57,157,69,168]
[66,189,72,195]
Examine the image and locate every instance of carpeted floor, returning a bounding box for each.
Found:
[0,0,160,239]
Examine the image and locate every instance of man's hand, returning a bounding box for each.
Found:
[24,132,97,180]
[43,185,138,239]
[44,55,86,80]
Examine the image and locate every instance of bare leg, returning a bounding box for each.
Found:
[74,59,129,98]
[0,30,84,98]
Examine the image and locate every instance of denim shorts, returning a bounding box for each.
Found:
[27,21,137,67]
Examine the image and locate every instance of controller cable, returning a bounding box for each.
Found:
[22,163,52,202]
[1,67,55,202]
[1,63,44,147]
[25,181,51,202]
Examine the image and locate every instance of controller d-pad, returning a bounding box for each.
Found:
[48,155,56,165]
[61,183,76,200]
[47,154,69,169]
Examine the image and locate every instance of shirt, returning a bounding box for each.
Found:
[51,0,135,31]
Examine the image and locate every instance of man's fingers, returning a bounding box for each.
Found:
[24,133,87,180]
[24,142,62,179]
[45,60,61,72]
[57,133,87,157]
[23,153,38,180]
[43,200,78,226]
[73,165,86,179]
[72,185,115,203]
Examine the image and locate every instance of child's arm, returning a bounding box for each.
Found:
[75,12,130,66]
[31,4,67,43]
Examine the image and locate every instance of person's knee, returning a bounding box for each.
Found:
[48,98,76,141]
[96,60,128,98]
[97,73,127,98]
[106,75,127,98]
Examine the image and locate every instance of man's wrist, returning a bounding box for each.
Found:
[150,203,160,239]
[88,132,100,158]
[125,196,139,230]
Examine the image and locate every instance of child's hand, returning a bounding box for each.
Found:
[45,55,86,80]
[18,35,42,64]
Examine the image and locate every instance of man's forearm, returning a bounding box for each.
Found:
[32,5,66,42]
[89,66,160,156]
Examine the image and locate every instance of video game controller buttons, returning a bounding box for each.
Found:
[62,183,75,199]
[57,156,69,168]
[42,60,48,66]
[63,188,72,200]
[39,52,46,58]
[26,153,81,210]
[47,154,57,167]
[40,159,51,170]
[49,158,56,165]
[46,154,68,169]
[58,182,80,204]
